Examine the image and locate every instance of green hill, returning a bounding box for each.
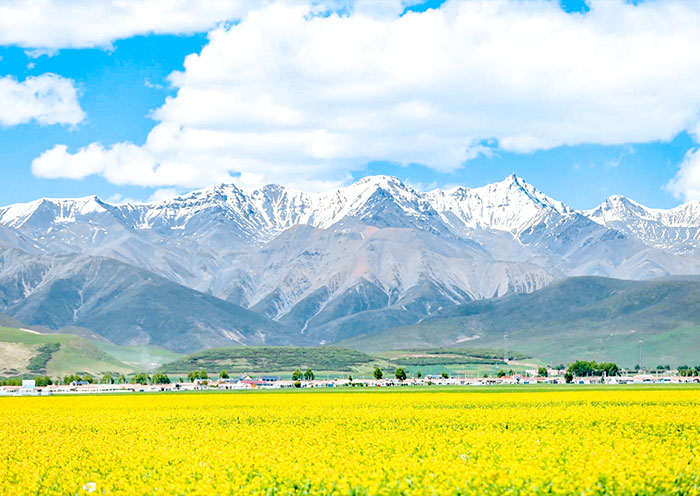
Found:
[0,326,134,377]
[160,346,389,376]
[341,276,700,367]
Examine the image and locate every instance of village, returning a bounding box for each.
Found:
[2,370,698,396]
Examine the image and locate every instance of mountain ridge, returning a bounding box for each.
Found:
[1,174,700,349]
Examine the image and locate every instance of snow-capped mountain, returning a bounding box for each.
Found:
[1,174,699,350]
[586,195,700,254]
[427,173,573,234]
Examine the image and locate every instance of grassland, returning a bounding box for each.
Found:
[0,327,133,377]
[91,341,183,371]
[1,387,699,495]
[373,348,537,377]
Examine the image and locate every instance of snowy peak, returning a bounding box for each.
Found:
[587,195,700,228]
[0,195,109,229]
[2,175,699,253]
[585,195,700,253]
[427,174,571,233]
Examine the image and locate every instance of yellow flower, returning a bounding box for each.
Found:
[0,388,699,495]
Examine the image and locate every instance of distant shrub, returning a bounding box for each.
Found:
[27,343,60,373]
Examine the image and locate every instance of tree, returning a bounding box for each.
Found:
[567,361,596,377]
[564,371,574,383]
[303,369,314,381]
[679,367,698,377]
[496,370,507,378]
[133,373,150,385]
[188,370,208,382]
[35,376,52,387]
[291,369,302,381]
[538,367,548,377]
[597,362,620,377]
[152,372,171,385]
[219,370,229,379]
[101,373,114,384]
[567,360,620,377]
[441,371,449,379]
[118,374,127,384]
[347,374,353,382]
[395,368,408,381]
[374,367,383,380]
[416,371,422,378]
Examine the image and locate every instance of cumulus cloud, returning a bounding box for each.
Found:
[0,0,262,53]
[666,149,700,201]
[148,188,181,202]
[0,74,84,126]
[29,0,700,192]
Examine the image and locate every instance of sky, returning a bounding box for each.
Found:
[2,0,700,210]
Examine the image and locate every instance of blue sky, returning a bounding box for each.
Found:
[2,0,700,209]
[0,35,208,204]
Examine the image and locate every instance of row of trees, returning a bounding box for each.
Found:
[372,367,416,381]
[678,366,700,377]
[567,361,620,377]
[187,370,209,382]
[291,369,315,381]
[0,376,53,387]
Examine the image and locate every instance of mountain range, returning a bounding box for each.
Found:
[1,174,700,353]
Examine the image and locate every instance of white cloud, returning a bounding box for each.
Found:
[606,147,635,168]
[148,189,181,202]
[666,149,700,201]
[0,0,261,52]
[29,0,700,191]
[0,74,84,126]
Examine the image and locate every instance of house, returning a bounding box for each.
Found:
[20,380,37,395]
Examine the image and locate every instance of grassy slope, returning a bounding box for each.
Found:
[373,349,537,377]
[0,327,134,377]
[340,277,700,368]
[91,341,183,371]
[157,346,534,379]
[160,346,394,376]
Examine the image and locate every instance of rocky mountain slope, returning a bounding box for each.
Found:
[0,252,299,352]
[1,174,699,349]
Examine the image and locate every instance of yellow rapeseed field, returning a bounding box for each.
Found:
[1,387,699,495]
